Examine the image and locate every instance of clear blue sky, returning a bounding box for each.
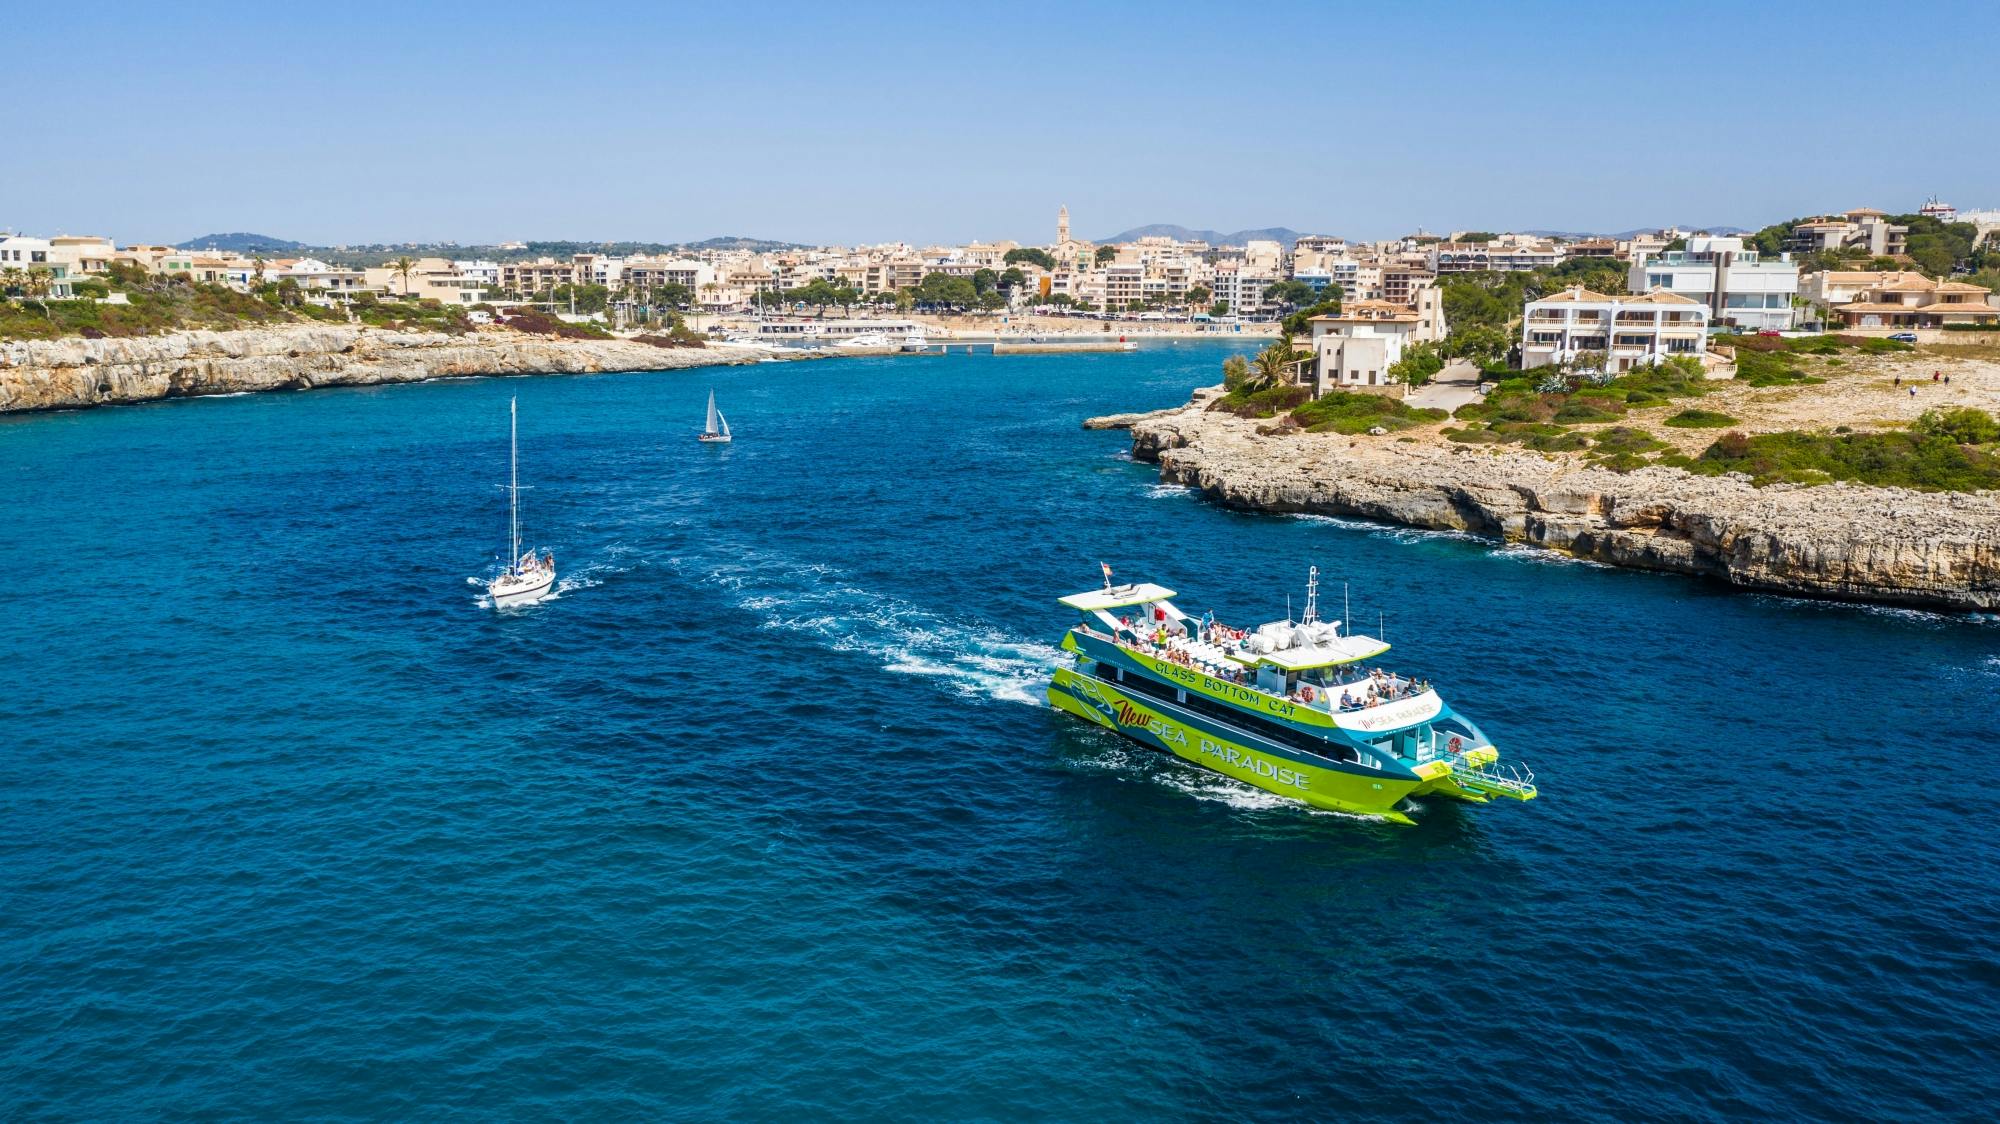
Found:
[13,0,1997,246]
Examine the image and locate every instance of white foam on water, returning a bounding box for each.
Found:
[1492,543,1612,569]
[678,555,1060,704]
[1750,594,2000,629]
[1069,737,1386,822]
[1143,483,1194,499]
[1288,511,1485,546]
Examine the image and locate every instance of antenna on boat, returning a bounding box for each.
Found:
[1379,610,1386,643]
[1343,582,1351,635]
[1303,566,1320,624]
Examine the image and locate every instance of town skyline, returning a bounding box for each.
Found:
[12,2,1999,246]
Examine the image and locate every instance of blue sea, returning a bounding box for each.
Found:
[3,343,1997,1121]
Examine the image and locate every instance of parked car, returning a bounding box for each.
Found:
[1756,329,1782,337]
[1888,332,1919,343]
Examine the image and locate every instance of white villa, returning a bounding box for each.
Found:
[1306,288,1447,394]
[1521,287,1708,372]
[1629,236,1799,332]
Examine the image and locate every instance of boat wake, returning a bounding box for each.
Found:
[464,542,646,607]
[1144,482,1194,499]
[1289,512,1487,546]
[682,555,1061,704]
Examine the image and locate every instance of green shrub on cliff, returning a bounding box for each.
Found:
[1210,383,1311,418]
[1693,420,2000,491]
[1289,390,1447,434]
[1665,408,1740,428]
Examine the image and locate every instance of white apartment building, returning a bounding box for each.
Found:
[284,257,367,295]
[1520,287,1708,372]
[1210,263,1278,317]
[1306,288,1447,394]
[0,235,76,297]
[1629,236,1799,332]
[453,260,502,288]
[1429,240,1563,273]
[1785,209,1907,258]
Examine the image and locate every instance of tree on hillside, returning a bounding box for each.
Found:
[1209,299,1230,318]
[1094,245,1118,265]
[1185,285,1211,310]
[971,268,999,295]
[999,266,1026,291]
[1388,341,1444,388]
[1003,247,1055,271]
[1262,280,1317,314]
[1282,287,1342,336]
[1222,354,1252,393]
[1457,232,1498,244]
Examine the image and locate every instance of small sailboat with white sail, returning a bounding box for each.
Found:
[698,389,733,443]
[486,396,556,607]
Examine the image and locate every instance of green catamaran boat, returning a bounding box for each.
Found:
[1048,566,1537,824]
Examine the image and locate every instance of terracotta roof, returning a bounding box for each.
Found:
[1622,287,1703,306]
[1877,277,1940,292]
[1821,270,1924,286]
[1310,298,1418,322]
[1532,286,1615,304]
[1932,281,1993,293]
[1843,208,1888,217]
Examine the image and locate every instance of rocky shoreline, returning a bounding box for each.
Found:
[1095,388,2000,611]
[0,326,776,413]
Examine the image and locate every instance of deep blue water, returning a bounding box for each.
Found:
[3,343,1997,1121]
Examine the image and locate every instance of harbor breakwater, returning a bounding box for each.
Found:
[0,326,769,413]
[1095,389,2000,611]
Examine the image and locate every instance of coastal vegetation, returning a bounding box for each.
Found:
[1664,408,1740,428]
[1675,409,2000,490]
[1291,391,1448,434]
[1745,213,1997,277]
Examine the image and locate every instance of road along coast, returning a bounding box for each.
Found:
[0,326,782,414]
[1096,388,2000,611]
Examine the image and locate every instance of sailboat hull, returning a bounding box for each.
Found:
[489,569,556,606]
[697,434,732,443]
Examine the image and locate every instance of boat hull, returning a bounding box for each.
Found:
[489,571,556,606]
[1049,667,1426,823]
[697,435,732,443]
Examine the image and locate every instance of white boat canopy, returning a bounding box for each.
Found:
[1240,632,1391,670]
[1059,583,1177,612]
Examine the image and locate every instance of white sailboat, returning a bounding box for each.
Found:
[698,389,733,443]
[487,397,557,607]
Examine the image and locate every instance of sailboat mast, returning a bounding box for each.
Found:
[509,397,520,571]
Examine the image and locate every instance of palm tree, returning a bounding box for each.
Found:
[0,266,24,301]
[1252,332,1297,388]
[22,267,56,319]
[393,255,416,298]
[251,255,268,287]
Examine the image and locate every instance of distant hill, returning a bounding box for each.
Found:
[175,232,308,253]
[1099,224,1303,248]
[680,235,803,252]
[1520,226,1751,240]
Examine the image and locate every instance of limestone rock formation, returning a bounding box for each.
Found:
[1096,392,2000,611]
[0,326,770,413]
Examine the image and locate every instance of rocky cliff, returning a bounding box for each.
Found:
[1103,392,2000,611]
[0,326,768,413]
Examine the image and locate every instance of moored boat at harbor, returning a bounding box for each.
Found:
[1047,566,1536,823]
